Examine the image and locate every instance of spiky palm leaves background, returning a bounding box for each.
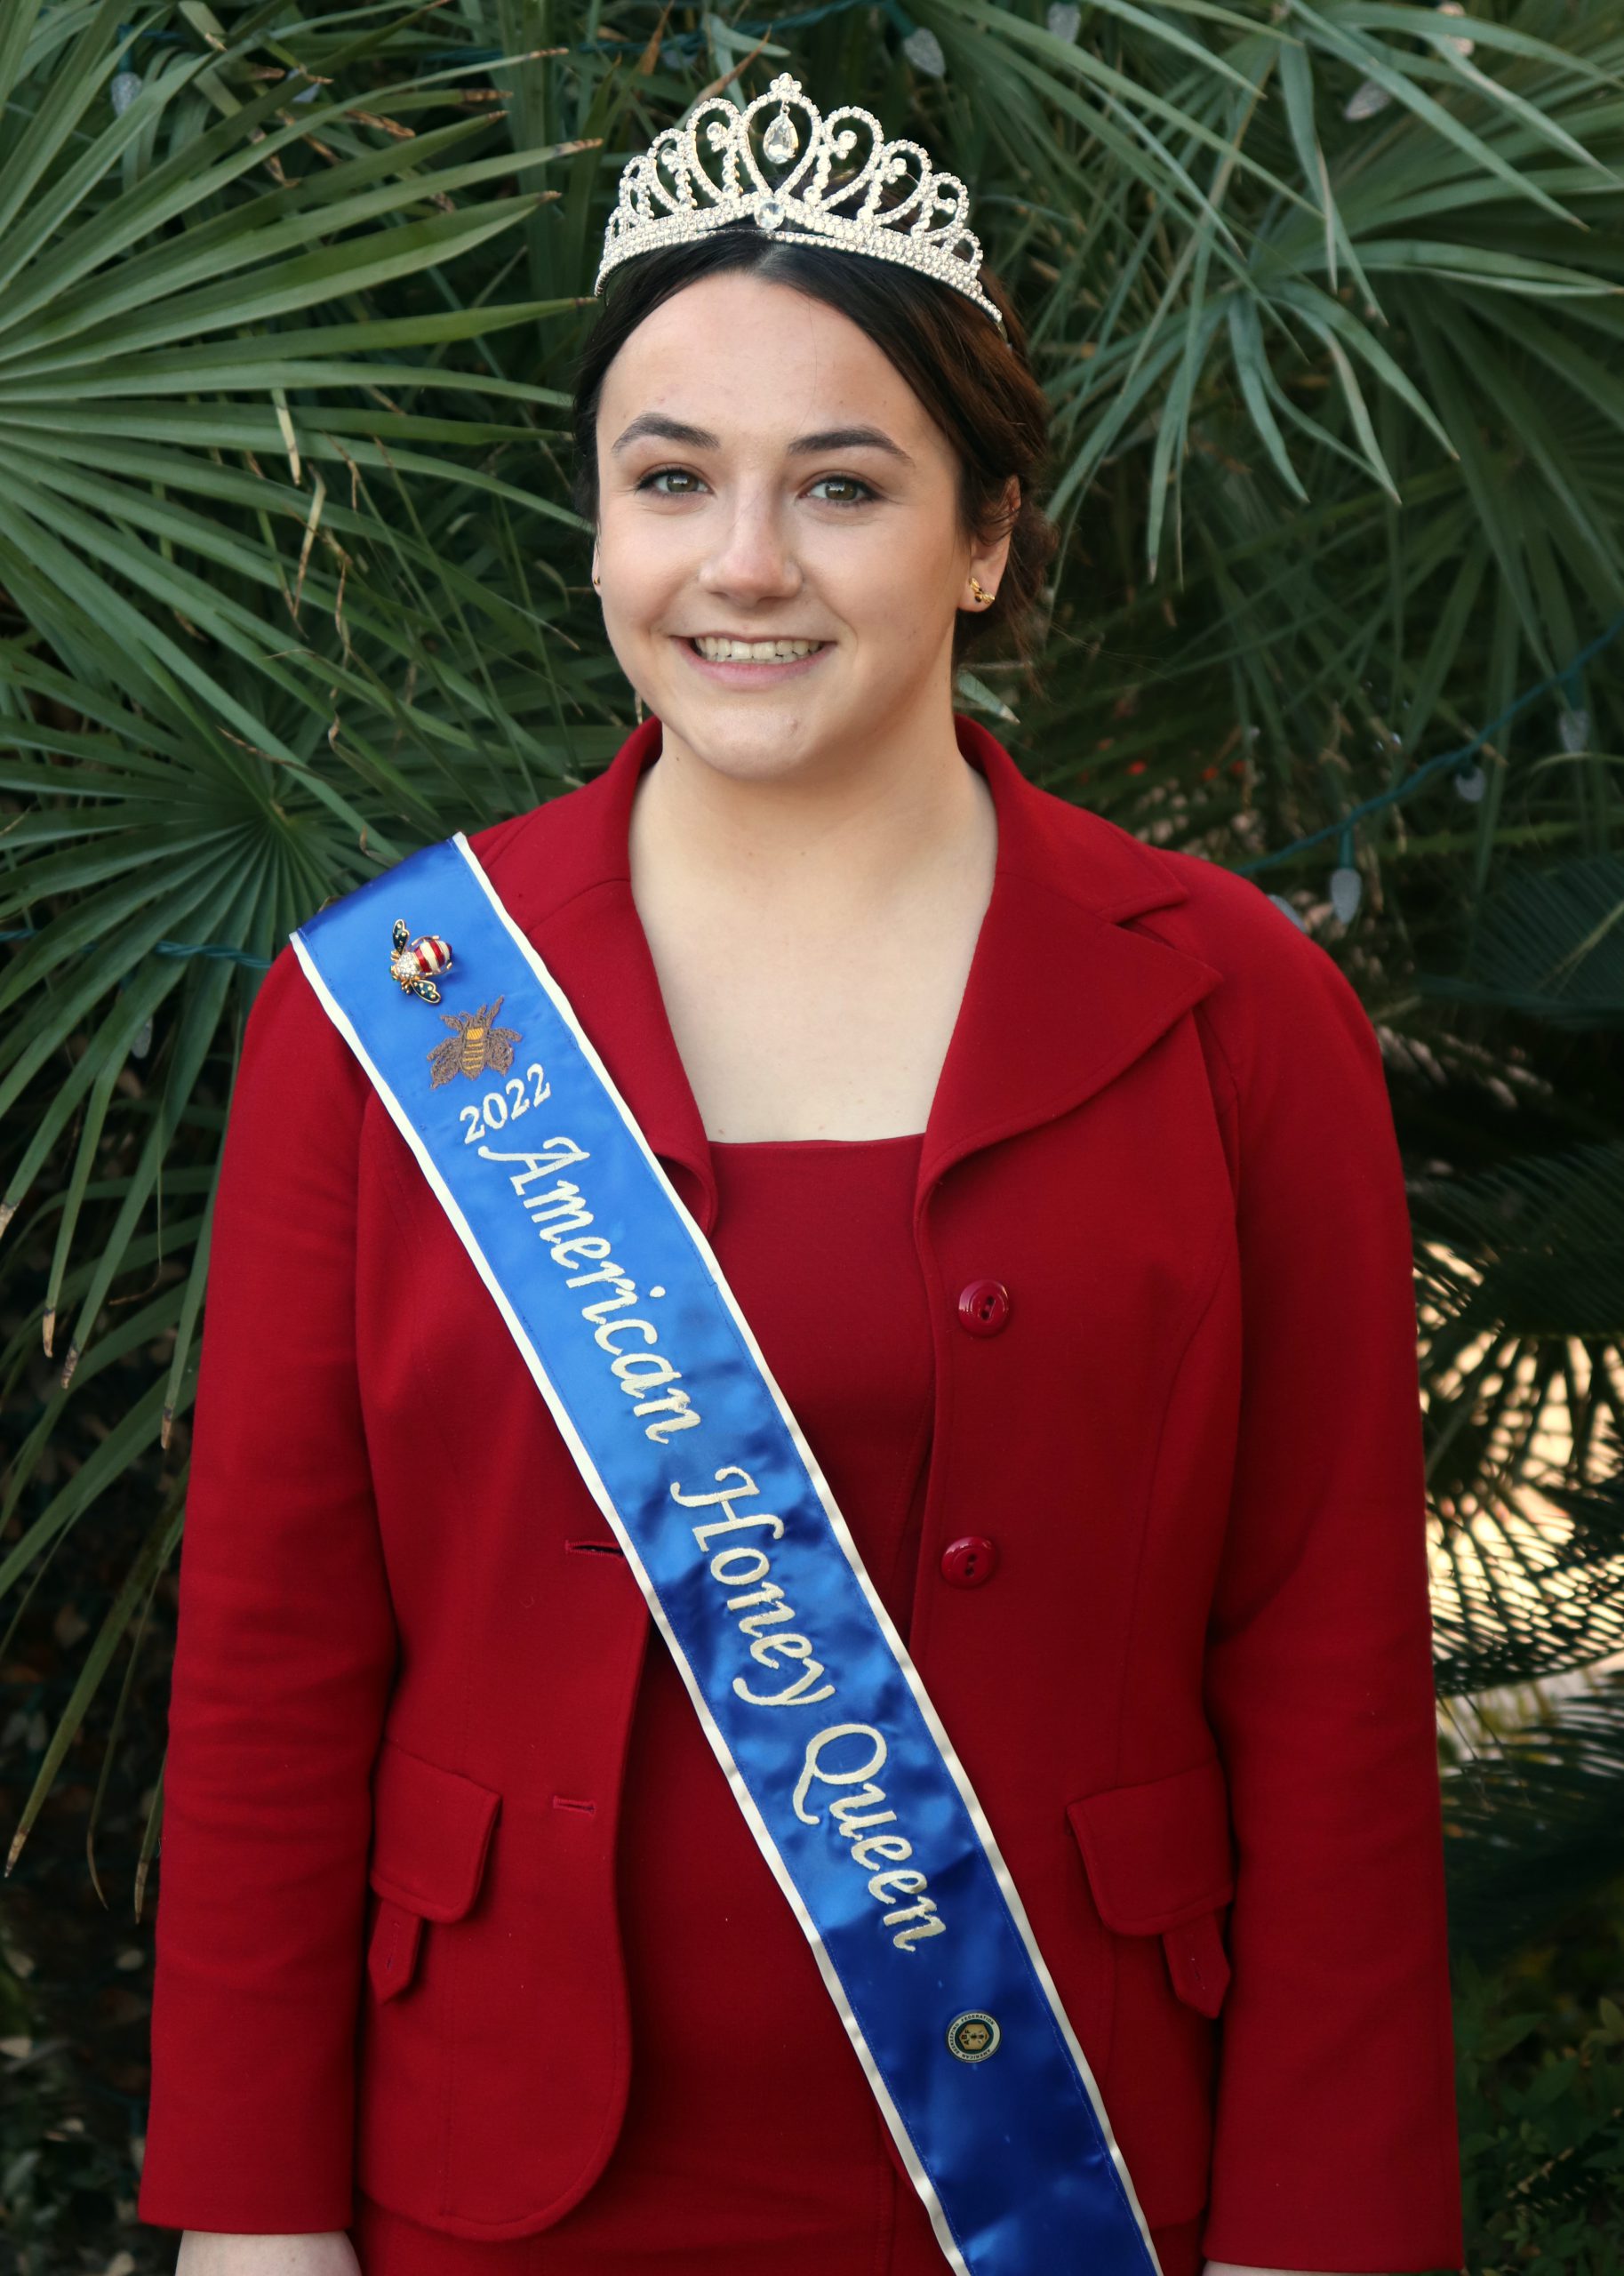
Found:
[2,0,1621,2264]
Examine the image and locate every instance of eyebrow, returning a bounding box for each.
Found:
[610,412,913,465]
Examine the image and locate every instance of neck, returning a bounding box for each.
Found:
[627,696,994,922]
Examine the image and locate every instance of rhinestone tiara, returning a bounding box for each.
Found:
[594,74,1003,328]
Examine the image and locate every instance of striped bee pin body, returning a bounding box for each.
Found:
[389,918,453,1003]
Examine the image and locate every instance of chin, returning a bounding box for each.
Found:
[652,693,849,785]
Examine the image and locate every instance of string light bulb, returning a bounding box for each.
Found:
[1329,825,1363,923]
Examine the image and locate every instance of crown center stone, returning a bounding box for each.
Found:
[763,110,798,165]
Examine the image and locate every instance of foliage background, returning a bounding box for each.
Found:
[2,0,1622,2267]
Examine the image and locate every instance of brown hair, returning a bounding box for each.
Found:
[569,226,1058,669]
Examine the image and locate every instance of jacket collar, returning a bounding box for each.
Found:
[489,715,1222,1229]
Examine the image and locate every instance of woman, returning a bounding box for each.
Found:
[138,78,1463,2276]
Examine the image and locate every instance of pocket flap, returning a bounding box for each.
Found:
[368,1737,501,1922]
[1067,1752,1234,1935]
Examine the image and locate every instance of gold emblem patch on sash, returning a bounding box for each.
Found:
[947,2011,1001,2063]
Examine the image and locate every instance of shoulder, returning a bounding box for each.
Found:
[1022,780,1386,1105]
[1130,836,1393,1160]
[230,942,373,1158]
[1143,841,1377,1065]
[242,770,619,1093]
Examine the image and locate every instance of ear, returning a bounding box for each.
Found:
[963,477,1020,611]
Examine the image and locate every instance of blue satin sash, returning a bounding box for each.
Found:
[292,833,1162,2276]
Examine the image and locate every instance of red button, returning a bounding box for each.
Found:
[940,1535,999,1589]
[956,1278,1011,1337]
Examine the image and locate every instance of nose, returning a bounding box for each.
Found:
[697,487,803,607]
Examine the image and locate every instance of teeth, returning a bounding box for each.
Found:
[692,636,825,662]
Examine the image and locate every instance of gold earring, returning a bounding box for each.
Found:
[592,568,601,588]
[969,575,994,605]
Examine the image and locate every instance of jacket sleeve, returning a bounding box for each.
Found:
[138,947,397,2234]
[1194,915,1463,2272]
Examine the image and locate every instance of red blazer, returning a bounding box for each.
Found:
[138,716,1463,2271]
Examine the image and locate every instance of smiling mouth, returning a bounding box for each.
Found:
[686,636,828,662]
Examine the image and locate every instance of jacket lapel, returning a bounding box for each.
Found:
[919,722,1224,1200]
[486,715,1224,1225]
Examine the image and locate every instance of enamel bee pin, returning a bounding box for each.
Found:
[389,918,453,1003]
[428,997,524,1088]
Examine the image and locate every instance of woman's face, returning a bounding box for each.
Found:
[591,268,1011,787]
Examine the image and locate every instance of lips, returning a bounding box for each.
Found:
[687,636,828,661]
[677,634,834,688]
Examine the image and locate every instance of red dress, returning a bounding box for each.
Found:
[356,1134,946,2274]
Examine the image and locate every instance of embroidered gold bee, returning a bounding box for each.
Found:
[428,997,523,1088]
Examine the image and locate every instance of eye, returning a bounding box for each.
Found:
[807,475,876,508]
[636,466,706,497]
[633,467,877,506]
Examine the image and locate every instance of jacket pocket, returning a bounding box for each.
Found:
[365,1737,501,2003]
[1067,1751,1235,2019]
